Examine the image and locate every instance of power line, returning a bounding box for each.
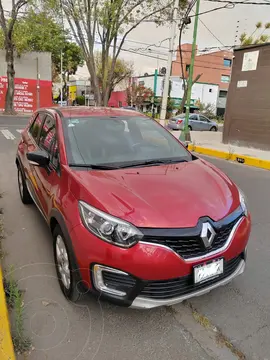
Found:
[192,9,226,47]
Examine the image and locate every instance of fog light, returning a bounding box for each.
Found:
[92,264,128,297]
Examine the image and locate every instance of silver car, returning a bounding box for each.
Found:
[168,113,218,131]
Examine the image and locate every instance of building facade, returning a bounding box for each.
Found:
[171,44,233,116]
[134,74,219,112]
[223,43,270,150]
[0,51,52,113]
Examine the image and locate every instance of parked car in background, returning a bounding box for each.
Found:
[16,107,250,309]
[168,113,218,131]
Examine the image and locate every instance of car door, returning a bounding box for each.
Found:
[199,115,211,131]
[189,114,200,130]
[32,114,60,218]
[23,112,47,210]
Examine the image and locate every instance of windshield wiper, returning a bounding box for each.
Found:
[117,159,188,169]
[69,163,120,170]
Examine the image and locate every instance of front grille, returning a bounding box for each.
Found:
[140,208,243,259]
[140,255,242,300]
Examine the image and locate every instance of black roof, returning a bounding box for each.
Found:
[234,42,270,52]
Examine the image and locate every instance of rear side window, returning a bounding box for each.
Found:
[29,113,45,143]
[39,115,56,152]
[189,115,197,120]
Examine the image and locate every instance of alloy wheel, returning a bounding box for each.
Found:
[56,235,71,290]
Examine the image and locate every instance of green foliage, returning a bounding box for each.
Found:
[75,95,85,105]
[95,52,133,93]
[4,271,31,355]
[41,0,188,105]
[196,102,216,119]
[240,21,270,46]
[0,10,84,81]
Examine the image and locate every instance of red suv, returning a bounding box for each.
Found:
[16,107,251,309]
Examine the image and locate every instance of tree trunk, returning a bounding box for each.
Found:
[86,59,101,106]
[179,89,188,114]
[5,46,16,115]
[178,74,202,114]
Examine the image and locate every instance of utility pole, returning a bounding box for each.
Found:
[180,0,200,142]
[36,57,40,109]
[160,0,178,121]
[152,69,158,118]
[60,52,63,106]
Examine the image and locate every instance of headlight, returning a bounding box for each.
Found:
[79,201,143,248]
[239,188,248,217]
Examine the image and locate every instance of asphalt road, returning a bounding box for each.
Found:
[0,117,269,360]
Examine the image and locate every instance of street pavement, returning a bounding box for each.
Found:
[0,117,270,359]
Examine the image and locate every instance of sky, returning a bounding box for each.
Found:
[2,0,270,78]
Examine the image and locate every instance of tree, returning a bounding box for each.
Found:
[0,10,84,82]
[240,21,270,46]
[178,73,202,114]
[95,52,133,100]
[126,84,153,108]
[0,0,29,114]
[46,0,188,106]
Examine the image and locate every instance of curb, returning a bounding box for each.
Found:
[0,266,15,360]
[188,144,270,171]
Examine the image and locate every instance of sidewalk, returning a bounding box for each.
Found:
[159,120,270,170]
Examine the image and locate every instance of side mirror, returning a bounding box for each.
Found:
[27,150,50,167]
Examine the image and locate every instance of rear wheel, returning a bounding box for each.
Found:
[17,166,33,204]
[188,125,192,131]
[210,126,217,132]
[53,225,82,302]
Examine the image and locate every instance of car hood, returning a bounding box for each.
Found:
[70,159,240,228]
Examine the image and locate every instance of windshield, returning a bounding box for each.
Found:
[63,116,192,168]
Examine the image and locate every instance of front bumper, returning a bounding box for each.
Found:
[90,250,246,309]
[70,212,250,309]
[131,257,246,309]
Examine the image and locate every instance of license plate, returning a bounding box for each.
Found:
[194,258,224,284]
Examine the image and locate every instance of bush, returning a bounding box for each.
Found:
[75,96,85,105]
[197,102,216,119]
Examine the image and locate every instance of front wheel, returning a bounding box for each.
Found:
[210,126,217,132]
[53,225,82,302]
[17,166,33,204]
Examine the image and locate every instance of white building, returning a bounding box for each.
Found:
[134,74,219,113]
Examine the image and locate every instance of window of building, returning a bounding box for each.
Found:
[223,58,232,67]
[219,90,227,98]
[186,64,190,73]
[139,81,145,86]
[209,88,212,93]
[221,75,230,83]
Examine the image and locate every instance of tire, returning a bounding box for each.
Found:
[17,166,33,204]
[188,125,192,131]
[53,225,82,302]
[210,126,217,132]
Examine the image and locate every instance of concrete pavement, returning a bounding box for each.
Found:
[1,119,270,359]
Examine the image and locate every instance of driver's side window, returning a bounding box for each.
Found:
[39,115,59,170]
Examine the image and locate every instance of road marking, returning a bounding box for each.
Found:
[16,129,23,134]
[1,129,16,140]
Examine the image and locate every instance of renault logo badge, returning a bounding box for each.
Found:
[201,223,216,248]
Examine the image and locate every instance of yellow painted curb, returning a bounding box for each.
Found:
[188,144,270,171]
[0,266,15,360]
